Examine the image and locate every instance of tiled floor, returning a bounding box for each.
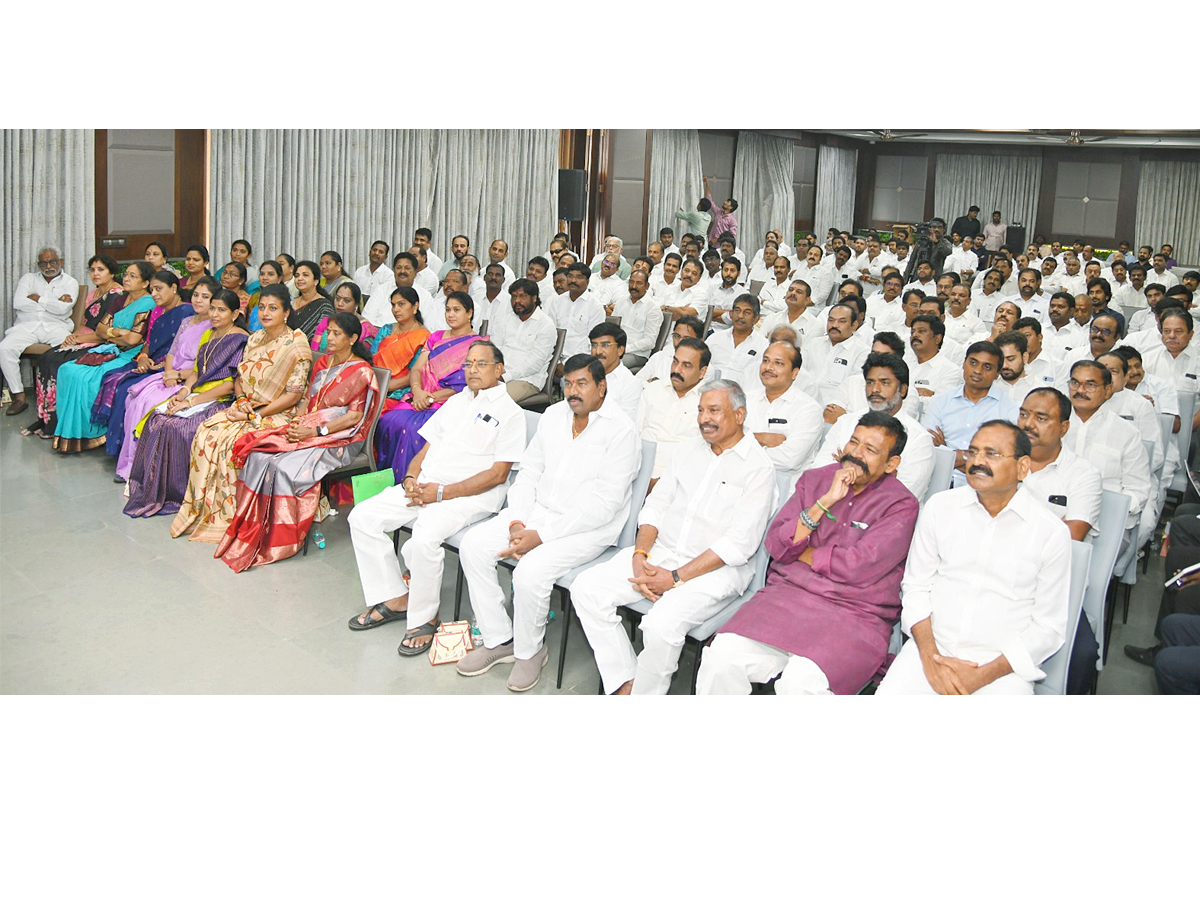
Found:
[0,408,1164,694]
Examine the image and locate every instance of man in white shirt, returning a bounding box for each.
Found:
[1149,253,1180,291]
[422,269,469,335]
[875,420,1071,695]
[648,252,682,299]
[812,351,934,500]
[1013,317,1059,388]
[490,278,558,403]
[1054,310,1122,391]
[994,331,1038,407]
[744,340,825,483]
[1039,256,1063,294]
[660,258,710,323]
[905,260,939,301]
[707,258,746,330]
[1013,268,1053,324]
[613,269,664,370]
[866,272,909,334]
[525,256,553,304]
[1141,308,1200,431]
[1042,291,1087,360]
[1097,350,1168,514]
[363,252,433,328]
[571,379,778,695]
[1063,359,1152,533]
[412,228,442,277]
[857,236,890,288]
[795,246,832,309]
[658,228,679,258]
[473,264,511,329]
[637,337,709,481]
[1059,253,1087,297]
[804,303,870,405]
[748,241,783,287]
[706,295,769,388]
[588,235,632,280]
[2,246,80,415]
[487,239,517,284]
[353,240,394,297]
[346,341,526,652]
[588,322,641,423]
[1017,387,1102,542]
[757,255,794,317]
[548,263,606,373]
[943,283,987,346]
[908,315,962,410]
[759,278,820,346]
[589,252,629,310]
[408,245,439,296]
[637,315,707,385]
[437,235,470,280]
[456,355,642,691]
[969,268,1006,315]
[945,239,978,281]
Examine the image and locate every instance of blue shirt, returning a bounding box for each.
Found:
[921,383,1019,486]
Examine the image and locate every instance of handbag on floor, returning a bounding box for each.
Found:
[428,621,473,665]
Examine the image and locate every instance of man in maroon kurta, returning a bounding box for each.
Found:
[696,411,920,694]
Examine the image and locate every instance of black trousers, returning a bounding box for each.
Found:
[1155,614,1200,694]
[1157,505,1200,639]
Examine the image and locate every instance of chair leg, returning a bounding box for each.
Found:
[453,561,464,622]
[1103,580,1117,667]
[1121,582,1131,624]
[556,590,571,690]
[302,531,309,556]
[689,638,703,695]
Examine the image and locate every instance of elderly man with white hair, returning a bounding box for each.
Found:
[589,234,631,280]
[2,245,81,416]
[570,378,778,695]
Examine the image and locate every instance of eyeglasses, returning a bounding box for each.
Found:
[964,447,1015,461]
[1090,326,1115,337]
[590,341,617,351]
[460,361,499,370]
[37,259,60,267]
[1067,378,1104,392]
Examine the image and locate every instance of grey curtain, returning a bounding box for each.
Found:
[732,131,795,258]
[646,129,703,249]
[813,144,857,242]
[209,129,557,278]
[1136,159,1200,269]
[1,129,95,334]
[933,152,1042,237]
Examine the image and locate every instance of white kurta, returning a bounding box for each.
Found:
[743,379,825,481]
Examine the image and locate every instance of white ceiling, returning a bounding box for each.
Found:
[802,129,1200,150]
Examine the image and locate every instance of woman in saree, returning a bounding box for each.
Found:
[110,275,218,483]
[371,286,430,413]
[144,241,173,272]
[179,244,211,295]
[247,260,283,333]
[170,285,313,542]
[218,260,253,315]
[123,290,248,517]
[52,261,157,453]
[312,282,378,351]
[289,259,335,344]
[94,269,193,467]
[318,250,352,299]
[216,312,381,572]
[276,253,299,299]
[374,290,482,480]
[23,254,124,437]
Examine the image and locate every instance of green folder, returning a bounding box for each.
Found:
[351,468,395,505]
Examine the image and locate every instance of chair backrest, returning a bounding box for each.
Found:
[365,366,393,472]
[1143,438,1162,481]
[1083,489,1131,668]
[1035,540,1092,695]
[606,315,621,326]
[1172,390,1197,492]
[702,307,714,335]
[618,440,658,547]
[924,446,956,504]
[540,328,567,396]
[652,315,673,353]
[522,409,542,446]
[478,319,489,337]
[1160,412,1174,464]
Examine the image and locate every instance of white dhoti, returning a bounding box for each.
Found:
[348,484,502,628]
[570,545,749,695]
[459,514,612,659]
[0,320,72,391]
[696,633,833,695]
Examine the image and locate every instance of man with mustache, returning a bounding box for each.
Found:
[1041,291,1086,360]
[876,420,1071,695]
[810,353,934,501]
[548,262,606,378]
[758,278,819,346]
[923,341,1018,487]
[743,340,824,486]
[1053,310,1122,393]
[698,410,919,693]
[611,269,664,371]
[1062,359,1152,537]
[488,279,559,403]
[660,258,711,323]
[802,303,869,405]
[907,314,962,411]
[456,355,641,692]
[588,322,642,424]
[571,380,778,695]
[637,337,709,482]
[636,315,708,386]
[706,295,769,388]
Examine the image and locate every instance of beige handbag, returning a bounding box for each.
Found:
[428,621,474,665]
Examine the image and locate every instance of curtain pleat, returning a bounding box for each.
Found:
[1136,159,1200,268]
[932,153,1042,237]
[207,129,554,277]
[732,132,795,259]
[1,129,95,334]
[646,129,703,249]
[813,144,857,242]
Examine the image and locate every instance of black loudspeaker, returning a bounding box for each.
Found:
[558,169,587,221]
[1006,224,1027,253]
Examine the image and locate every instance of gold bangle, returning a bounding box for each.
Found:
[632,549,650,560]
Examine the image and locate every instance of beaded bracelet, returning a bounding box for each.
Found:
[799,508,819,531]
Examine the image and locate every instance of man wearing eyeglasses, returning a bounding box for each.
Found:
[875,419,1071,695]
[588,322,641,423]
[1053,310,1121,392]
[346,341,527,655]
[2,246,80,416]
[1062,359,1152,535]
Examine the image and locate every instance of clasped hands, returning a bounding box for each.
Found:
[497,524,542,560]
[920,650,985,696]
[404,478,442,508]
[628,553,675,602]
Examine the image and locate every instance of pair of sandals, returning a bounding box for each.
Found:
[347,602,438,657]
[19,421,52,440]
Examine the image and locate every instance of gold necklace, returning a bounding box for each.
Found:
[200,328,232,374]
[571,416,586,439]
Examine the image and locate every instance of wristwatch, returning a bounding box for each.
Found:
[671,569,681,585]
[317,425,329,437]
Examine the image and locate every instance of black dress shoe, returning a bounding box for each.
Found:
[113,475,126,484]
[1123,644,1161,667]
